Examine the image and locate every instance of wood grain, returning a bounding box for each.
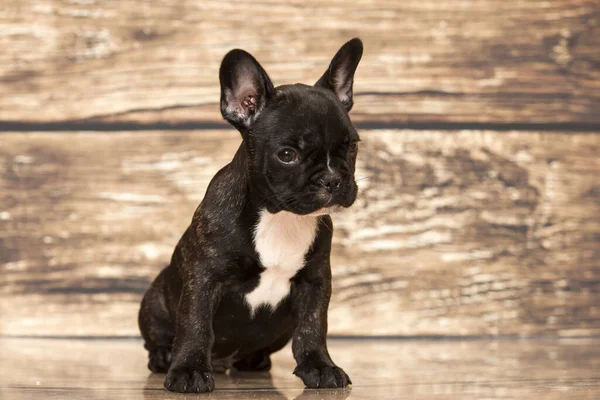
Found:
[1,129,599,337]
[1,1,599,125]
[2,338,600,399]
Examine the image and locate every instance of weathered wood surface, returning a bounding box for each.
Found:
[1,0,599,125]
[3,338,600,399]
[1,129,599,336]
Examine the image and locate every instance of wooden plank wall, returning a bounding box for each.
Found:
[1,0,599,337]
[2,0,599,125]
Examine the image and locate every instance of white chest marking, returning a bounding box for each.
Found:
[245,209,319,314]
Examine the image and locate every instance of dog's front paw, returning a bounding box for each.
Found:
[293,363,351,388]
[164,368,215,393]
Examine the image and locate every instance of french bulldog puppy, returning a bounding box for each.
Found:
[138,38,363,393]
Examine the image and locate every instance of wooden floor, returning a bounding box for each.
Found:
[1,338,599,399]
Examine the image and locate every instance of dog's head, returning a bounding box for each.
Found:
[219,39,363,215]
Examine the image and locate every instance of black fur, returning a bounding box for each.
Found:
[138,38,363,393]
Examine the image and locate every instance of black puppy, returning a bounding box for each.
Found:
[138,38,363,393]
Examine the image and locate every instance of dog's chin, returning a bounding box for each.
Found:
[270,198,335,216]
[278,203,330,216]
[307,205,343,216]
[282,197,353,216]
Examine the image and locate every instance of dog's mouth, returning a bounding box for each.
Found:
[268,179,358,216]
[287,189,355,216]
[276,196,342,216]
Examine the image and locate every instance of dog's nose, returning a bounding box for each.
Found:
[319,173,342,192]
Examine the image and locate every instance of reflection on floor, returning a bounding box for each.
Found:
[1,338,599,399]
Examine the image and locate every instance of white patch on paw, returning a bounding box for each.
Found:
[246,209,319,314]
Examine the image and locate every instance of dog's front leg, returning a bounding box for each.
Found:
[164,263,221,393]
[291,268,352,388]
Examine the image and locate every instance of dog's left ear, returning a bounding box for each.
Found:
[219,49,275,131]
[315,38,363,112]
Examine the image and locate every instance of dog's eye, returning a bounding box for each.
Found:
[349,141,359,153]
[276,148,299,164]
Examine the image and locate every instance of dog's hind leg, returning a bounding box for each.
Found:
[138,268,176,373]
[232,350,272,372]
[233,329,293,372]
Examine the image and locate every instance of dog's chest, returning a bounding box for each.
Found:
[245,210,318,313]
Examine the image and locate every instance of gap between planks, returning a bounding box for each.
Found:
[3,335,600,341]
[1,121,600,133]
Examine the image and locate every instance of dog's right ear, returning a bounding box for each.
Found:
[219,50,275,131]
